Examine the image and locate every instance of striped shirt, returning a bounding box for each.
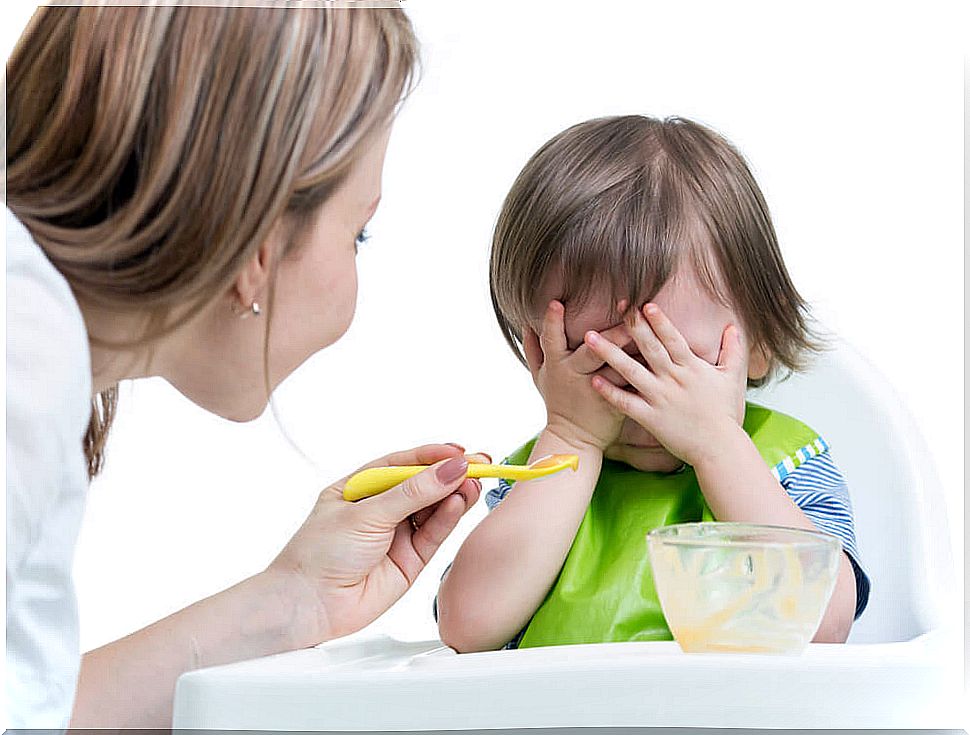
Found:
[480,445,870,647]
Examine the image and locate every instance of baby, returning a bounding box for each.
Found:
[437,115,870,652]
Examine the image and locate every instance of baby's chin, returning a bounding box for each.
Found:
[603,443,686,474]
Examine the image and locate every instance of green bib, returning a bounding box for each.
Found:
[500,403,822,648]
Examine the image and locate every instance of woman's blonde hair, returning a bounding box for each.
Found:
[6,4,418,477]
[490,115,822,386]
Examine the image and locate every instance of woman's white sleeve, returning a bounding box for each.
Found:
[6,211,92,728]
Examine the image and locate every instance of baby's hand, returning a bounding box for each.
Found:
[524,300,631,452]
[584,303,747,468]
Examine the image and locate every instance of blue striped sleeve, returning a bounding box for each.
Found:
[485,454,516,511]
[485,477,513,511]
[780,448,870,620]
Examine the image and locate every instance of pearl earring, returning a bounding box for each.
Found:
[232,300,262,319]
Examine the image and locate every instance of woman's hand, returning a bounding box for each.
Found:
[584,303,748,468]
[267,443,483,647]
[524,300,632,452]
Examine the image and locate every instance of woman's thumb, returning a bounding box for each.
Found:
[366,457,468,524]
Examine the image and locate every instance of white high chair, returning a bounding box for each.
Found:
[173,339,962,731]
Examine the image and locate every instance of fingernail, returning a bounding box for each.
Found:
[585,331,600,345]
[445,442,466,452]
[436,457,468,484]
[644,303,657,316]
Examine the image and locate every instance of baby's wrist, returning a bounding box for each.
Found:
[689,422,750,475]
[543,418,609,455]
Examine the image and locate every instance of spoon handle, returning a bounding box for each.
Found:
[343,458,580,501]
[343,462,549,501]
[343,466,426,501]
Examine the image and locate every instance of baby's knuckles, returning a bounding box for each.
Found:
[619,359,743,467]
[658,394,742,467]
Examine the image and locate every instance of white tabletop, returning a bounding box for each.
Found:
[173,630,961,731]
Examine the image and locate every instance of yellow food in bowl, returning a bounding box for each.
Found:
[647,523,841,654]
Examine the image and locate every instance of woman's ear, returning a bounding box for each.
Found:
[230,221,287,310]
[747,343,771,380]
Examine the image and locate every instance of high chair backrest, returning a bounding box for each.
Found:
[748,338,954,643]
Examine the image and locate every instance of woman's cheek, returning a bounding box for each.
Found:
[328,265,358,344]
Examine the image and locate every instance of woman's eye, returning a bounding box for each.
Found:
[354,227,371,253]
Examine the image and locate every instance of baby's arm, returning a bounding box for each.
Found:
[586,303,857,641]
[689,425,857,641]
[437,301,629,652]
[437,431,603,652]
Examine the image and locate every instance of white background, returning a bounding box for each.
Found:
[2,1,965,659]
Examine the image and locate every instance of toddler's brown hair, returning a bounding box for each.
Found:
[489,114,822,386]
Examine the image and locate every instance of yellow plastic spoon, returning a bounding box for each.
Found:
[342,454,580,502]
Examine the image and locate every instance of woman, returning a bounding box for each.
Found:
[6,5,481,727]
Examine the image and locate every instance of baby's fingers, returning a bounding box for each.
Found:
[569,322,632,374]
[593,364,628,389]
[591,374,653,426]
[539,301,568,360]
[716,324,746,375]
[642,304,693,364]
[584,330,657,395]
[626,307,674,373]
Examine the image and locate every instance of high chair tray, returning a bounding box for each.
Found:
[173,631,961,730]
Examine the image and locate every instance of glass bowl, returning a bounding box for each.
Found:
[647,522,841,654]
